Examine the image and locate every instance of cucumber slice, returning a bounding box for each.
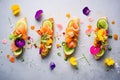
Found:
[13,48,23,57]
[96,49,105,57]
[42,20,52,29]
[16,18,27,30]
[63,43,75,56]
[97,18,108,29]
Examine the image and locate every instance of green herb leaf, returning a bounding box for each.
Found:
[64,57,68,61]
[108,46,112,51]
[20,56,24,62]
[57,52,61,56]
[108,34,112,39]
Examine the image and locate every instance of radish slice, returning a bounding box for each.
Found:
[90,45,100,55]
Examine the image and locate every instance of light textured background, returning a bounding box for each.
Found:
[0,0,120,80]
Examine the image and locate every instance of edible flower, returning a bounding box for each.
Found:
[83,7,90,16]
[69,57,77,66]
[50,62,56,70]
[104,57,115,67]
[97,29,107,42]
[46,39,52,45]
[11,4,20,16]
[90,45,100,55]
[35,10,43,21]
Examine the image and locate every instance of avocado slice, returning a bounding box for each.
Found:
[97,18,108,29]
[63,43,75,56]
[96,49,105,57]
[42,20,52,29]
[13,48,23,57]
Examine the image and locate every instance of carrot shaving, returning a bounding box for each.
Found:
[9,56,15,63]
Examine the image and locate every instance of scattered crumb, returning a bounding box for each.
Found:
[56,24,63,30]
[7,54,11,59]
[31,26,35,30]
[87,24,92,29]
[62,32,65,35]
[66,13,71,18]
[113,34,118,40]
[0,50,3,53]
[27,36,31,40]
[88,17,93,22]
[7,54,15,63]
[79,20,84,24]
[111,20,115,24]
[56,44,61,48]
[2,39,7,44]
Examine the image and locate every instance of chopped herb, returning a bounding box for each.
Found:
[108,46,112,51]
[57,52,61,56]
[20,56,24,62]
[108,34,112,39]
[64,57,68,61]
[62,42,66,46]
[27,41,31,44]
[75,66,79,70]
[88,34,91,37]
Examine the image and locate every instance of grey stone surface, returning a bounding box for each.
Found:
[0,0,120,80]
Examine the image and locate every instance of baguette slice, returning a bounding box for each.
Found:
[10,17,27,57]
[90,17,108,60]
[63,18,80,57]
[36,18,54,58]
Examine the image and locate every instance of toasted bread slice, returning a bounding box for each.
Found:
[10,17,27,57]
[37,18,54,58]
[63,18,79,57]
[90,17,108,60]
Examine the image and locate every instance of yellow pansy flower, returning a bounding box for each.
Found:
[46,38,52,45]
[104,57,115,67]
[97,29,107,42]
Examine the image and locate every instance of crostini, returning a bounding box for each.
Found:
[63,18,79,57]
[90,17,108,60]
[36,18,54,58]
[10,17,27,57]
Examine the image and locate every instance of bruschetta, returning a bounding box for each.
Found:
[63,18,79,57]
[90,17,108,60]
[10,17,27,57]
[36,18,54,58]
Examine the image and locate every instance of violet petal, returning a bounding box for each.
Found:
[35,10,43,20]
[83,7,90,16]
[50,62,56,70]
[15,38,25,48]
